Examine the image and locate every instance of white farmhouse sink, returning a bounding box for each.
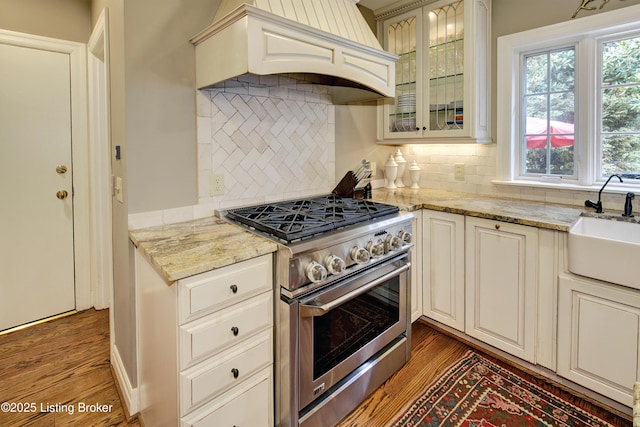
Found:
[568,216,640,289]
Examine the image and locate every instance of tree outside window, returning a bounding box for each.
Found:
[600,36,640,180]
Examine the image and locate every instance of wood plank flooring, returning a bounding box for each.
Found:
[0,309,631,426]
[0,309,138,427]
[340,321,632,427]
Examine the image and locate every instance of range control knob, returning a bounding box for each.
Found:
[398,230,413,244]
[366,240,385,258]
[386,235,403,252]
[324,255,346,275]
[350,246,371,264]
[305,261,327,283]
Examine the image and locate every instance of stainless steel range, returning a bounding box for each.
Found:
[225,195,413,427]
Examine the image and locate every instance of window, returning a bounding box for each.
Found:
[600,36,640,179]
[497,5,640,189]
[523,47,576,177]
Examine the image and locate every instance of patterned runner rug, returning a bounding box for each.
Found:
[387,350,615,427]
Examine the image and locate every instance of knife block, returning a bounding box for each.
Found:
[332,171,357,198]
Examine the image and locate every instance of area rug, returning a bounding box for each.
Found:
[388,350,615,427]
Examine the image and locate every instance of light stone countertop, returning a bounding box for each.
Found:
[369,188,587,231]
[129,216,277,284]
[129,188,626,285]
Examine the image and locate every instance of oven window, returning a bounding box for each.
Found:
[312,276,400,380]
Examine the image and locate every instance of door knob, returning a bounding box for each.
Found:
[56,190,68,200]
[56,165,68,174]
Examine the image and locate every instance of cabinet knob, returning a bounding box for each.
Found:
[230,284,238,294]
[231,368,239,379]
[495,224,501,230]
[231,326,239,336]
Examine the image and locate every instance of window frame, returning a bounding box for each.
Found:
[496,4,640,191]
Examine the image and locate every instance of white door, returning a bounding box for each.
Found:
[0,42,75,331]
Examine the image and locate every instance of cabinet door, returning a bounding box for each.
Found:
[465,217,537,362]
[411,211,423,322]
[422,210,465,331]
[377,0,491,143]
[381,8,423,139]
[558,274,640,406]
[424,0,465,137]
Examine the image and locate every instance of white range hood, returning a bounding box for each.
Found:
[190,0,397,103]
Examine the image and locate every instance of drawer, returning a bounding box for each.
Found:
[181,366,273,427]
[180,291,272,369]
[179,254,272,324]
[180,329,273,416]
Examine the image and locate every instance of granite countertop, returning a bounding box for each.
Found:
[369,188,587,231]
[129,188,617,285]
[129,216,277,284]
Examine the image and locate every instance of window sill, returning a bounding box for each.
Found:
[491,179,637,196]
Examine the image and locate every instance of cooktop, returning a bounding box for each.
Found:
[225,194,399,243]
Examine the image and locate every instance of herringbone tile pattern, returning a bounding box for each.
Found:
[197,75,336,207]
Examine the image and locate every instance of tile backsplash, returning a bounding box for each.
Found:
[197,74,336,208]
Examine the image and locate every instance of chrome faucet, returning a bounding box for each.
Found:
[584,174,623,213]
[623,192,635,217]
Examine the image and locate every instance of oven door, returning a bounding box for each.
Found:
[297,254,410,409]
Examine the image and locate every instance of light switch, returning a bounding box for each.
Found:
[114,176,124,203]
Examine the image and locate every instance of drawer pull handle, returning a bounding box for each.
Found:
[230,284,238,294]
[231,326,239,336]
[231,368,239,379]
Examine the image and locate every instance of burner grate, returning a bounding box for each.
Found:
[226,195,399,242]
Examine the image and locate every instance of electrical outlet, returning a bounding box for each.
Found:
[210,173,224,196]
[370,162,377,177]
[454,163,465,180]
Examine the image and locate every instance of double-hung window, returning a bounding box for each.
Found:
[497,5,640,189]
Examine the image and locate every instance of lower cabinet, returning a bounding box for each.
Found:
[422,210,465,331]
[465,217,538,363]
[421,212,538,362]
[558,274,640,407]
[136,252,274,427]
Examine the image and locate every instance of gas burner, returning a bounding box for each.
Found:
[226,194,399,243]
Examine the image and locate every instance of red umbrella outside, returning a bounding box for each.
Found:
[526,117,574,149]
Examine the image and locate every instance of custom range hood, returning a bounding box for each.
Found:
[191,0,397,103]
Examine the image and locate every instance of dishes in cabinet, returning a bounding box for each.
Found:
[393,117,416,132]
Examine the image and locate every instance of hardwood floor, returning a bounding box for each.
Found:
[340,321,632,427]
[0,309,138,427]
[0,309,631,427]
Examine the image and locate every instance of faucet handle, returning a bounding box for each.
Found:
[585,199,602,213]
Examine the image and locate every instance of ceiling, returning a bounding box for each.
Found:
[358,0,399,12]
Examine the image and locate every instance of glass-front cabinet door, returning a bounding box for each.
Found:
[384,9,422,136]
[378,0,491,143]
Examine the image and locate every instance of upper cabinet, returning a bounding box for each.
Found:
[375,0,491,143]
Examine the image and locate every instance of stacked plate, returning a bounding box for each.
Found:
[397,93,416,114]
[393,117,416,132]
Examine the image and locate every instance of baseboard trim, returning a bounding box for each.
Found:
[111,343,139,416]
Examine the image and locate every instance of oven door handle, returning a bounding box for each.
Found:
[299,262,411,317]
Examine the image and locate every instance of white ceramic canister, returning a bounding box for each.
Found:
[409,160,421,189]
[394,149,407,187]
[385,155,398,189]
